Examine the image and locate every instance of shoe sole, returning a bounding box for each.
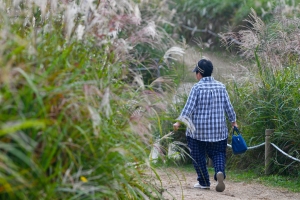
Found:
[194,186,210,189]
[194,184,210,189]
[216,172,225,192]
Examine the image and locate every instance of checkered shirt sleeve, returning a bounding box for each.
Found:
[177,77,236,142]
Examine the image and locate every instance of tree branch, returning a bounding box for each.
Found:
[181,25,243,46]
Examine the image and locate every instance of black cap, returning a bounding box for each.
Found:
[192,59,213,77]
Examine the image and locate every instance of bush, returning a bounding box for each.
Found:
[226,9,300,175]
[0,0,184,199]
[169,0,300,47]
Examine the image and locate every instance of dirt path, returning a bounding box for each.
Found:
[165,48,300,200]
[153,168,300,200]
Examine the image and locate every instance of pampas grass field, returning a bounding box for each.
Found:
[0,0,300,199]
[0,0,186,199]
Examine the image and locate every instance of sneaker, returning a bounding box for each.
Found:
[194,183,210,189]
[216,172,225,192]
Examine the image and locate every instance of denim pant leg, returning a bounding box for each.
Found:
[187,136,210,186]
[206,138,227,181]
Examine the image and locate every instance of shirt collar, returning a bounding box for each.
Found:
[199,76,214,82]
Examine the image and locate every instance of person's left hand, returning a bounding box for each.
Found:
[173,122,180,131]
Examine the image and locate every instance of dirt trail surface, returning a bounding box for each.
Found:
[178,48,247,80]
[164,49,300,200]
[153,168,300,200]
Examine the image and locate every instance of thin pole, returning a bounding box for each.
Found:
[265,129,275,175]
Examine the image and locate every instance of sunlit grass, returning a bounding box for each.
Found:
[225,15,300,176]
[228,170,300,193]
[0,0,185,199]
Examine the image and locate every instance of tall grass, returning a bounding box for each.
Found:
[0,0,185,199]
[225,9,300,175]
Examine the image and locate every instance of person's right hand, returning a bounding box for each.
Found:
[231,122,238,128]
[173,122,180,131]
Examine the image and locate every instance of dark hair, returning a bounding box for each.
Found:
[194,59,213,77]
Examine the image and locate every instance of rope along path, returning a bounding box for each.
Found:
[227,143,300,162]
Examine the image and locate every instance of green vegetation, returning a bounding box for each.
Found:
[164,1,300,178]
[170,0,300,46]
[152,0,300,183]
[225,8,300,176]
[1,0,300,199]
[228,169,300,193]
[0,1,184,199]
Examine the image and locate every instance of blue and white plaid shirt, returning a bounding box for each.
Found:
[177,77,236,142]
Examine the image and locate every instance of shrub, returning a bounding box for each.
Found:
[170,0,300,47]
[225,9,300,175]
[0,0,184,199]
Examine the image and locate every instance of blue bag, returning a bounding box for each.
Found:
[231,126,247,155]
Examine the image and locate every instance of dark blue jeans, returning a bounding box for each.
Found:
[187,136,227,186]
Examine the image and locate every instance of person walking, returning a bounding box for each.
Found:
[173,58,237,192]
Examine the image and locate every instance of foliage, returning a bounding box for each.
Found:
[146,59,193,165]
[227,169,300,193]
[169,0,300,46]
[0,0,185,199]
[225,10,300,176]
[229,8,300,68]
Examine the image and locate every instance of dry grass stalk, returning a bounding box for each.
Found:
[221,3,300,70]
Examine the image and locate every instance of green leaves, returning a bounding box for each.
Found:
[0,0,176,199]
[229,52,300,175]
[0,120,46,136]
